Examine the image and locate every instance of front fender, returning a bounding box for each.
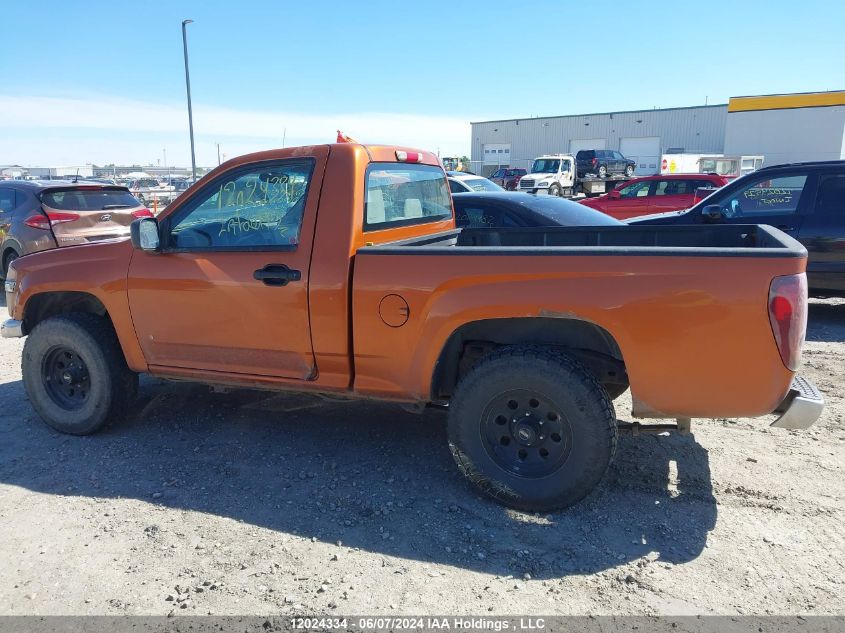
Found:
[13,239,148,372]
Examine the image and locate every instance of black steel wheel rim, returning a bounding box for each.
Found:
[42,346,90,410]
[480,389,572,478]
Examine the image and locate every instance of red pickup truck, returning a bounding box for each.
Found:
[2,144,823,511]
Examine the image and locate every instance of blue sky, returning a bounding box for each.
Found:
[1,0,844,166]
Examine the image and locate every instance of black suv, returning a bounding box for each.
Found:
[629,160,845,297]
[575,149,636,178]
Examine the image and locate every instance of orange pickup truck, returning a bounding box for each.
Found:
[2,144,824,511]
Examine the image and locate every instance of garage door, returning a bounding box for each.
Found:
[620,137,661,175]
[569,138,606,154]
[482,144,511,165]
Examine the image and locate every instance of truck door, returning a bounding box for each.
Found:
[559,158,574,191]
[127,153,327,379]
[798,172,845,294]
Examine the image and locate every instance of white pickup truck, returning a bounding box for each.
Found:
[517,154,629,197]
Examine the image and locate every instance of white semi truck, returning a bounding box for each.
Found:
[516,154,629,197]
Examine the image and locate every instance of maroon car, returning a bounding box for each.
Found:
[489,168,527,191]
[0,180,152,278]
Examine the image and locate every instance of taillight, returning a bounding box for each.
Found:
[132,208,154,218]
[768,273,808,371]
[591,158,597,166]
[24,211,80,229]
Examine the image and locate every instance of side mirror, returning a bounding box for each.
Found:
[608,189,621,199]
[701,204,724,223]
[130,217,161,251]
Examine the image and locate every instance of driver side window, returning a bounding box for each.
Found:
[169,160,314,250]
[618,181,651,198]
[716,174,807,218]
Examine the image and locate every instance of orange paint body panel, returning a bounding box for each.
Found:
[7,143,806,423]
[351,252,802,418]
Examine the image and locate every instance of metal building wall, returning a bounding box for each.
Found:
[470,105,728,174]
[724,106,845,164]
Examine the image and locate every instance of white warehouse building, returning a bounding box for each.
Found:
[470,90,845,177]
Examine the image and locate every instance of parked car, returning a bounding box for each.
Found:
[127,178,167,203]
[579,173,730,220]
[629,160,845,297]
[3,144,822,512]
[454,192,622,228]
[489,168,527,191]
[0,181,151,278]
[446,171,504,193]
[575,150,636,178]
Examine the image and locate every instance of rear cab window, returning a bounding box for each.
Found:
[41,188,141,211]
[365,163,452,231]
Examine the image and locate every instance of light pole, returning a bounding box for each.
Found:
[181,19,197,181]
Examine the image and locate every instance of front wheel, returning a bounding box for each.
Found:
[548,184,561,197]
[625,165,635,177]
[22,314,138,435]
[448,346,617,511]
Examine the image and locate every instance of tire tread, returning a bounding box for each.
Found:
[448,345,617,511]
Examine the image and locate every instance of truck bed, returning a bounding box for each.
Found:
[352,222,805,419]
[360,224,805,258]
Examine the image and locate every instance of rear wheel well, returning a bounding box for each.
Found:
[23,292,110,335]
[431,318,627,400]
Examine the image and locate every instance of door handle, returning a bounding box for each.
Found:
[253,264,301,286]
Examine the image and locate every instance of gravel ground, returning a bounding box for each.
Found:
[0,298,842,616]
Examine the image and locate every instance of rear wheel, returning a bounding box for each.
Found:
[448,346,617,511]
[548,183,561,197]
[598,165,608,178]
[23,313,138,435]
[2,249,19,280]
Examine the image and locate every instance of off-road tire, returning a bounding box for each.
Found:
[23,313,138,435]
[548,184,561,197]
[448,346,617,511]
[597,165,608,178]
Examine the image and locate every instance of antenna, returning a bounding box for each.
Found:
[72,168,79,183]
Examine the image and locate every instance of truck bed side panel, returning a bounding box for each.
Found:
[351,252,804,418]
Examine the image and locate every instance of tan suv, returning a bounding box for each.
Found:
[0,180,151,278]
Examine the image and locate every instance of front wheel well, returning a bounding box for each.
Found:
[23,291,110,335]
[431,317,628,400]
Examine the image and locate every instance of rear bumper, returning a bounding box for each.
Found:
[1,319,23,338]
[771,375,824,430]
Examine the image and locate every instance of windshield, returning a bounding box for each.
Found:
[365,163,452,230]
[465,178,504,192]
[531,159,560,174]
[41,188,141,211]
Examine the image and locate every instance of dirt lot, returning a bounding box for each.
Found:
[0,299,843,616]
